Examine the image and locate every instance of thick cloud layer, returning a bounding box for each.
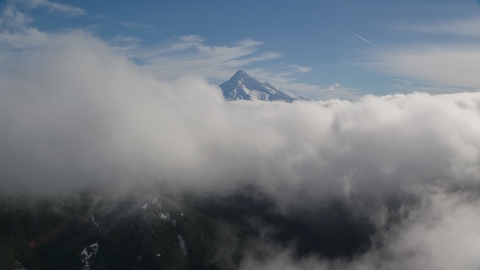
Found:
[1,30,480,269]
[1,31,480,197]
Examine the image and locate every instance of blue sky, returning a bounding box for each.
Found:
[1,0,480,100]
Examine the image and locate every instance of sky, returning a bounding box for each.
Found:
[2,0,480,100]
[2,1,480,269]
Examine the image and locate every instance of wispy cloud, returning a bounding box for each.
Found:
[0,2,354,100]
[289,64,312,73]
[0,27,48,49]
[21,0,85,17]
[366,44,480,92]
[120,35,352,100]
[119,21,161,34]
[0,1,50,50]
[363,15,480,94]
[111,35,143,44]
[0,3,33,28]
[128,35,275,79]
[108,34,144,54]
[247,67,359,100]
[0,0,84,49]
[398,16,480,37]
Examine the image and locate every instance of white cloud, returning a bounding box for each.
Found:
[108,34,143,53]
[0,26,48,49]
[239,190,480,270]
[367,44,480,91]
[0,2,351,100]
[111,35,143,44]
[131,35,279,81]
[0,0,83,51]
[369,16,480,93]
[21,0,85,16]
[0,3,33,28]
[1,30,480,198]
[290,64,312,73]
[2,0,479,201]
[242,68,356,100]
[399,16,480,37]
[118,21,161,34]
[372,190,480,269]
[122,35,342,99]
[0,2,49,55]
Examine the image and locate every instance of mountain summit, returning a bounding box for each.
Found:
[220,70,306,102]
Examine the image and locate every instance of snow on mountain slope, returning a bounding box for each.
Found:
[219,70,307,102]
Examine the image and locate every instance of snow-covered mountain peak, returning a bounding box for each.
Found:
[232,69,249,78]
[220,70,307,102]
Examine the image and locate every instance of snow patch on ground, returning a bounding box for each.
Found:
[178,235,187,256]
[250,90,269,101]
[240,83,250,95]
[14,261,26,270]
[81,242,99,270]
[91,215,99,228]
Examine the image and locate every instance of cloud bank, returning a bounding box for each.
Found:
[1,30,480,198]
